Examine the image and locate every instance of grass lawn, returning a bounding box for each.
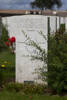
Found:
[0,48,15,81]
[0,91,67,100]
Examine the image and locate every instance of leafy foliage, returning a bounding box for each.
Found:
[23,30,67,94]
[1,24,9,42]
[22,30,47,63]
[31,0,62,10]
[48,34,67,94]
[58,24,66,35]
[0,24,9,51]
[5,83,47,94]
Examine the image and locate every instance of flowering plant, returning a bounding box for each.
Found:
[8,37,16,43]
[5,41,10,46]
[5,36,16,53]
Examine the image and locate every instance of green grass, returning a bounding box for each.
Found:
[0,48,15,81]
[0,91,67,100]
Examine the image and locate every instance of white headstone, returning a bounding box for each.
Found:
[16,15,47,83]
[2,15,48,83]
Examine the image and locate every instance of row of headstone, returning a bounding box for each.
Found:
[47,16,67,34]
[2,15,67,84]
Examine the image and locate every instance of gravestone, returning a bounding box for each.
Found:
[15,15,48,83]
[2,15,47,83]
[66,18,67,32]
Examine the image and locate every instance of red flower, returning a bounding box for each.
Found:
[8,38,11,41]
[5,42,9,46]
[8,37,16,43]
